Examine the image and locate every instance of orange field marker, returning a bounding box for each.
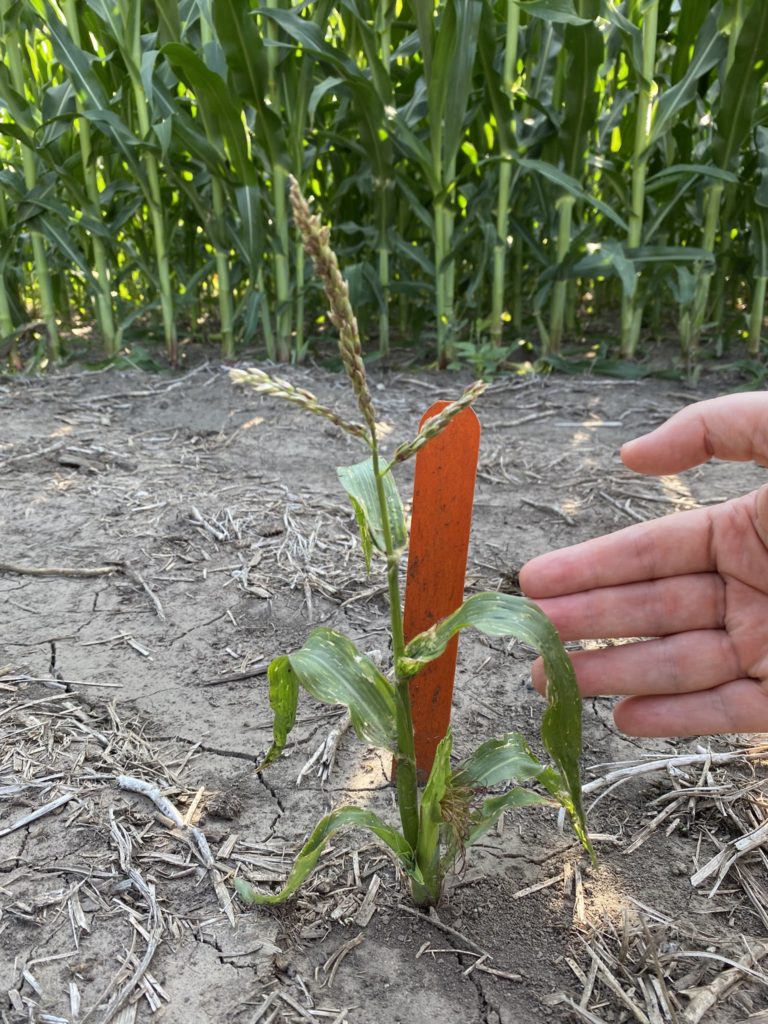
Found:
[402,401,481,782]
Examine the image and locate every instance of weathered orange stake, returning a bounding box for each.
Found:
[401,401,481,782]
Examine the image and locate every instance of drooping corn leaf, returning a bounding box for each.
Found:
[337,458,407,557]
[400,592,591,854]
[466,789,553,846]
[452,732,558,790]
[262,628,398,764]
[258,655,298,769]
[235,805,414,906]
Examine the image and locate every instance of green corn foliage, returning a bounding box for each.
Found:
[0,0,766,367]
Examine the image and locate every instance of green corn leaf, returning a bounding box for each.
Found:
[433,0,483,177]
[211,0,269,109]
[162,42,255,183]
[43,7,111,112]
[269,628,398,758]
[560,20,603,179]
[233,185,265,273]
[467,789,553,846]
[601,0,644,82]
[257,5,390,178]
[347,496,374,574]
[751,207,768,278]
[416,732,453,900]
[235,805,414,906]
[670,0,712,86]
[646,164,739,189]
[400,592,590,853]
[647,9,725,150]
[407,0,434,77]
[337,458,407,556]
[571,239,637,298]
[453,732,557,789]
[714,0,768,171]
[515,0,592,26]
[40,81,76,146]
[154,0,183,43]
[258,655,299,769]
[517,157,629,231]
[35,214,99,287]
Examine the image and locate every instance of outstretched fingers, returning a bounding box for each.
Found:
[621,393,768,475]
[531,629,740,697]
[529,574,724,641]
[520,505,717,599]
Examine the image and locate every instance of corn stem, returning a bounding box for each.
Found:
[748,275,767,356]
[620,0,658,358]
[547,194,575,355]
[61,0,116,357]
[265,0,291,362]
[5,36,60,362]
[120,0,176,362]
[490,0,520,349]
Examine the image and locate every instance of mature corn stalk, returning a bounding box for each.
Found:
[0,0,765,370]
[619,0,658,359]
[488,0,519,348]
[54,0,117,355]
[198,13,234,359]
[687,0,768,361]
[2,8,60,360]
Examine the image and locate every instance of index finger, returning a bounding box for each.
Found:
[519,504,716,598]
[622,393,768,474]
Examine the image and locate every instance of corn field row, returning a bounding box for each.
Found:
[1,0,767,369]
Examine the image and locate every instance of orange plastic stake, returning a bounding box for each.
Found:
[401,401,481,782]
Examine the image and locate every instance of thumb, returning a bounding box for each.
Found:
[622,393,768,475]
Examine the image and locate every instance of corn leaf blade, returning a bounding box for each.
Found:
[401,592,589,852]
[235,805,414,906]
[467,789,553,846]
[258,655,299,769]
[337,458,407,556]
[285,628,399,754]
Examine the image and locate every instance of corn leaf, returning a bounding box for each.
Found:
[517,157,629,231]
[647,9,725,150]
[416,732,452,886]
[235,805,414,906]
[714,0,768,171]
[337,458,407,556]
[434,0,483,177]
[467,789,553,846]
[258,655,299,769]
[162,42,255,184]
[275,627,399,756]
[560,21,603,178]
[515,0,592,27]
[400,592,589,852]
[453,732,556,789]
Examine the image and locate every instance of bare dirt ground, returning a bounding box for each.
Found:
[2,364,768,1024]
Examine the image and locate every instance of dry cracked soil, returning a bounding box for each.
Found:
[1,363,768,1024]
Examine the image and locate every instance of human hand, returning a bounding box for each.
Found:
[519,394,768,737]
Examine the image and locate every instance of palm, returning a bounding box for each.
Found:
[521,486,768,737]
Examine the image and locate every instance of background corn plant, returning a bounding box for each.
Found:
[0,0,766,370]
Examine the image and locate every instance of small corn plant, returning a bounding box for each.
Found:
[231,181,592,909]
